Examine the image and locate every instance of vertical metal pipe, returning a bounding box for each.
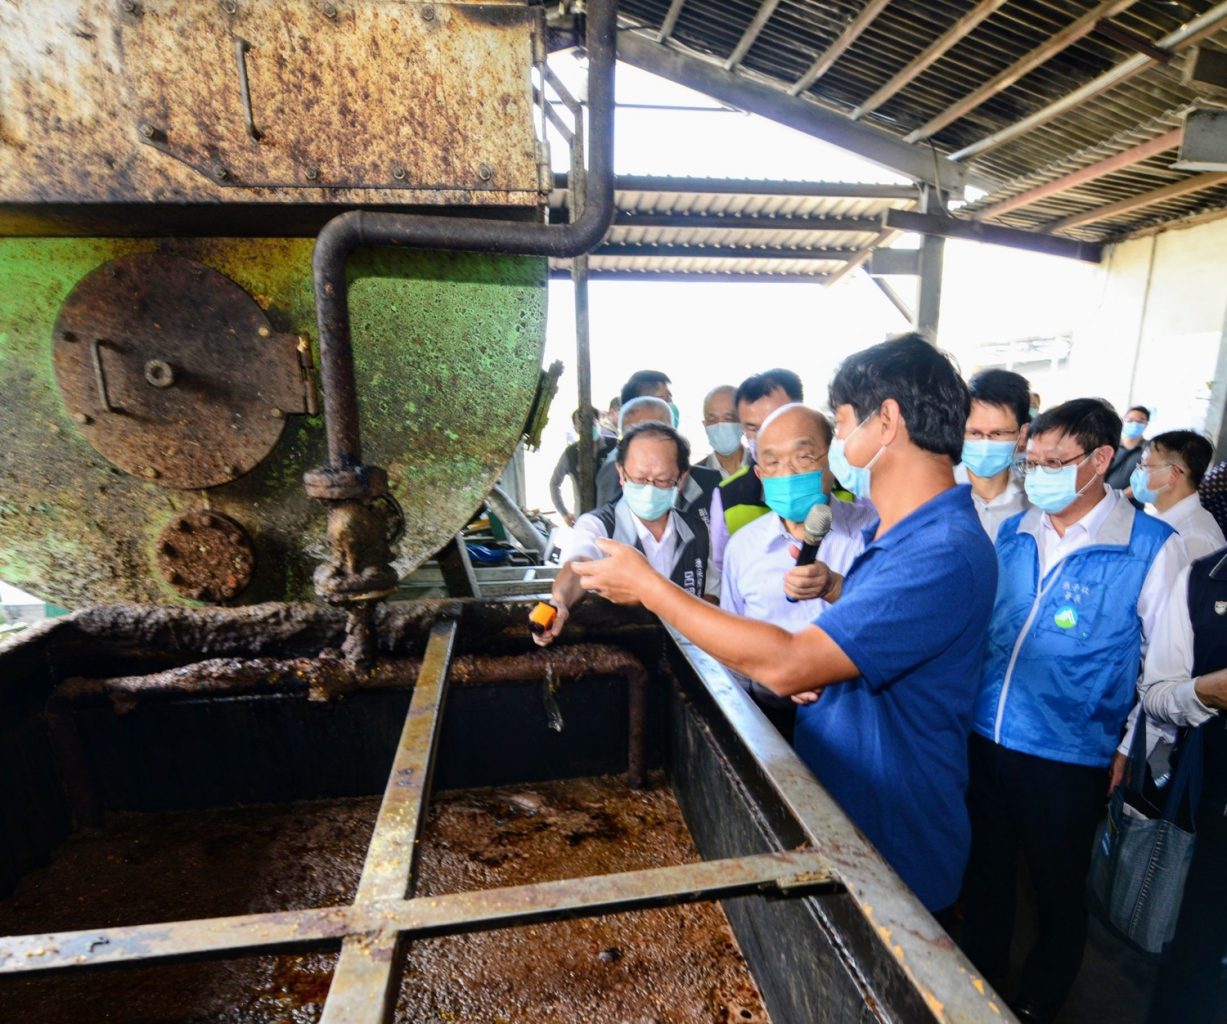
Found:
[574,257,596,513]
[915,187,945,339]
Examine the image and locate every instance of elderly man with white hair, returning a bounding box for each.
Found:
[721,403,874,738]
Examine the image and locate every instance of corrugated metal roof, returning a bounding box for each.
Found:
[605,0,1227,250]
[548,176,916,278]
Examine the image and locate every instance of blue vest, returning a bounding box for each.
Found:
[973,495,1174,767]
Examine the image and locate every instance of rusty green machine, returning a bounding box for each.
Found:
[0,2,1010,1021]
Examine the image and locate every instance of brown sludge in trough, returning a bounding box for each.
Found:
[0,774,769,1023]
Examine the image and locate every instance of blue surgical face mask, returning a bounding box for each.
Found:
[1122,420,1146,441]
[622,480,677,521]
[1029,406,1040,420]
[1024,456,1094,514]
[761,470,827,523]
[827,415,884,501]
[667,402,681,428]
[705,422,742,457]
[1129,463,1169,505]
[961,439,1017,479]
[591,424,602,442]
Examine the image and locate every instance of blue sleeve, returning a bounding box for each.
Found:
[818,547,983,694]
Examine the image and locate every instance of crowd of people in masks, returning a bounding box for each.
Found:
[536,333,1227,1024]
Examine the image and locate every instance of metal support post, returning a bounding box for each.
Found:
[915,187,945,339]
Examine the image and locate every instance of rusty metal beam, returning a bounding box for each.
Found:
[974,128,1183,220]
[1047,171,1227,231]
[724,0,783,69]
[788,0,894,96]
[904,0,1140,144]
[320,618,457,1024]
[0,851,839,977]
[950,1,1227,163]
[884,208,1104,260]
[850,0,1011,121]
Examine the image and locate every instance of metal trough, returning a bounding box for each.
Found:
[0,600,1007,1022]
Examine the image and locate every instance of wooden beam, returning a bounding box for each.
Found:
[788,0,894,96]
[904,0,1139,143]
[950,1,1227,162]
[725,0,783,69]
[883,208,1104,261]
[1048,172,1227,231]
[850,0,1011,121]
[975,128,1182,220]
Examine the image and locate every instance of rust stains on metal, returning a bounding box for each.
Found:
[155,511,255,603]
[52,253,305,489]
[0,0,541,211]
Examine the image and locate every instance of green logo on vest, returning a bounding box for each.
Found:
[1054,604,1078,630]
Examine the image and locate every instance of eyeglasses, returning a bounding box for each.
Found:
[1013,451,1090,476]
[759,449,827,474]
[965,429,1021,442]
[624,473,680,489]
[1138,460,1174,473]
[702,414,739,426]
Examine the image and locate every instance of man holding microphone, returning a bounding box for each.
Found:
[573,335,998,917]
[721,403,872,738]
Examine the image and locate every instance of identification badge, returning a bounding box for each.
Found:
[1216,600,1226,616]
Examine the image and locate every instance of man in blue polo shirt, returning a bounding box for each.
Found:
[573,334,998,915]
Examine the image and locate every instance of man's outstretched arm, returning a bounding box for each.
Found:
[574,538,858,695]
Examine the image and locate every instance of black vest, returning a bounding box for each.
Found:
[1191,548,1227,812]
[588,499,710,596]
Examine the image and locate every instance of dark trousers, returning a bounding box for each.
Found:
[1146,810,1227,1023]
[960,734,1109,1021]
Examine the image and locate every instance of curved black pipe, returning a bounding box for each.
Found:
[311,0,617,470]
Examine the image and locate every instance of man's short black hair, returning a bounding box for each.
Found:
[1029,398,1121,454]
[827,333,969,461]
[620,370,671,407]
[1149,430,1215,487]
[1127,405,1151,421]
[968,368,1032,428]
[735,368,804,408]
[616,422,690,474]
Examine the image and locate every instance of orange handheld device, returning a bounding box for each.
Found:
[528,602,558,636]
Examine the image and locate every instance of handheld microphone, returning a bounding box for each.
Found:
[785,503,834,603]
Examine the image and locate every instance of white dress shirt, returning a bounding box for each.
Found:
[720,498,873,704]
[700,449,750,480]
[1157,492,1226,562]
[954,463,1029,542]
[1137,563,1219,728]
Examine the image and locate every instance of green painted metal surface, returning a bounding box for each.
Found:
[0,237,547,607]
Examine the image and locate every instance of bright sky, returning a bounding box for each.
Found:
[525,58,1097,513]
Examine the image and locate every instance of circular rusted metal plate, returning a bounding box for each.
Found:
[52,254,290,489]
[156,511,255,603]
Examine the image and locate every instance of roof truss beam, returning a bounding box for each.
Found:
[882,208,1104,261]
[789,0,894,96]
[617,29,971,191]
[950,1,1227,163]
[904,0,1139,143]
[724,0,783,69]
[1047,171,1227,231]
[657,0,688,43]
[974,128,1183,220]
[850,0,1011,121]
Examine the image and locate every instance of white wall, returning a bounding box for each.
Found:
[1068,216,1227,446]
